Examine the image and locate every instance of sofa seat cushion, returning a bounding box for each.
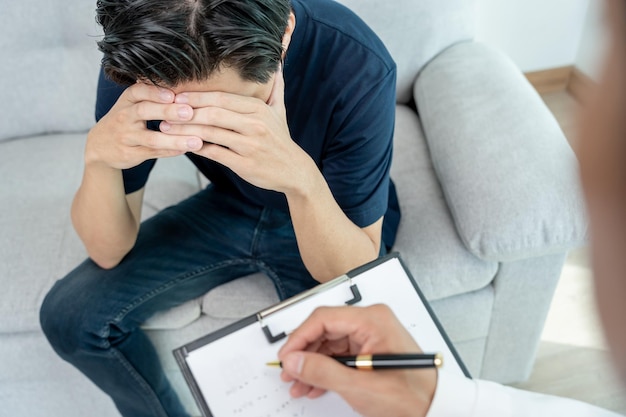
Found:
[391,105,497,301]
[0,332,119,417]
[142,273,280,330]
[0,134,201,334]
[0,134,87,333]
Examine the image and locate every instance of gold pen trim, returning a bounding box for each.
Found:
[355,354,373,370]
[434,353,443,368]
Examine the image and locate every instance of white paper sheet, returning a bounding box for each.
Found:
[183,256,466,417]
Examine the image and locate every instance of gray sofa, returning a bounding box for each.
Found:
[0,0,587,416]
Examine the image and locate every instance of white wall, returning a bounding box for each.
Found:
[474,0,591,72]
[575,0,609,80]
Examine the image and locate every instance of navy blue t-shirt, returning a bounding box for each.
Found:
[95,0,400,248]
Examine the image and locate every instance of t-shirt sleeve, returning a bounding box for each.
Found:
[321,66,396,228]
[94,67,156,194]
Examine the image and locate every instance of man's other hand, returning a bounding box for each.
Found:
[86,82,203,170]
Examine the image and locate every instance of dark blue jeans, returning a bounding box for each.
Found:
[40,186,319,417]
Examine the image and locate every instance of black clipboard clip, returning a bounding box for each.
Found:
[258,275,362,344]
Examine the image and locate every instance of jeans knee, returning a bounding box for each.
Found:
[40,281,75,357]
[40,276,101,359]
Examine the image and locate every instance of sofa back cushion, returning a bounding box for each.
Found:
[1,0,475,141]
[336,0,475,104]
[0,2,102,142]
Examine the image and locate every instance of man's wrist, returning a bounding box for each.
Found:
[283,155,325,202]
[82,143,125,186]
[83,154,121,177]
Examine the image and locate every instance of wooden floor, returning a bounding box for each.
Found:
[512,341,626,413]
[540,90,582,150]
[505,90,626,414]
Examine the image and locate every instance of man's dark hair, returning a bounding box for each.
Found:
[96,0,291,86]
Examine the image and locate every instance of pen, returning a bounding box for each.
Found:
[266,353,443,370]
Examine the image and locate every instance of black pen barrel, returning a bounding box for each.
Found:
[332,353,442,370]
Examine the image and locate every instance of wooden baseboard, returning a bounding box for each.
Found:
[567,67,595,104]
[525,66,573,94]
[524,66,595,104]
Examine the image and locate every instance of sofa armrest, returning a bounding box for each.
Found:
[414,41,587,262]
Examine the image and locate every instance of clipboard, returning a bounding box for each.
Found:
[173,253,470,417]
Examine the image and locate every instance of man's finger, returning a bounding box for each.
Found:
[124,82,176,104]
[281,351,356,396]
[129,130,202,152]
[175,91,263,114]
[133,100,193,123]
[279,305,420,362]
[193,142,243,169]
[184,106,253,134]
[162,122,247,154]
[278,306,372,357]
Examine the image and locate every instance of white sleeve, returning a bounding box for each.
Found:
[425,370,624,417]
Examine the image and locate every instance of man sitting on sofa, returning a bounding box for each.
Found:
[39,0,398,416]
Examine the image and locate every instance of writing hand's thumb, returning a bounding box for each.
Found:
[282,352,354,394]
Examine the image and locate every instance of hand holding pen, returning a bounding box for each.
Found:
[277,304,438,417]
[268,353,443,370]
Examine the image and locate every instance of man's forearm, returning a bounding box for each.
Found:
[71,161,141,269]
[285,163,381,283]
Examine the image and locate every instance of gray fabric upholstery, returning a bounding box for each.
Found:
[0,3,102,141]
[480,253,566,381]
[336,0,475,103]
[391,105,497,301]
[0,134,85,333]
[1,0,588,416]
[0,332,118,417]
[415,42,588,261]
[142,273,278,329]
[141,156,203,219]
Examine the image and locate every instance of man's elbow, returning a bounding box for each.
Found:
[89,253,124,270]
[87,245,132,270]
